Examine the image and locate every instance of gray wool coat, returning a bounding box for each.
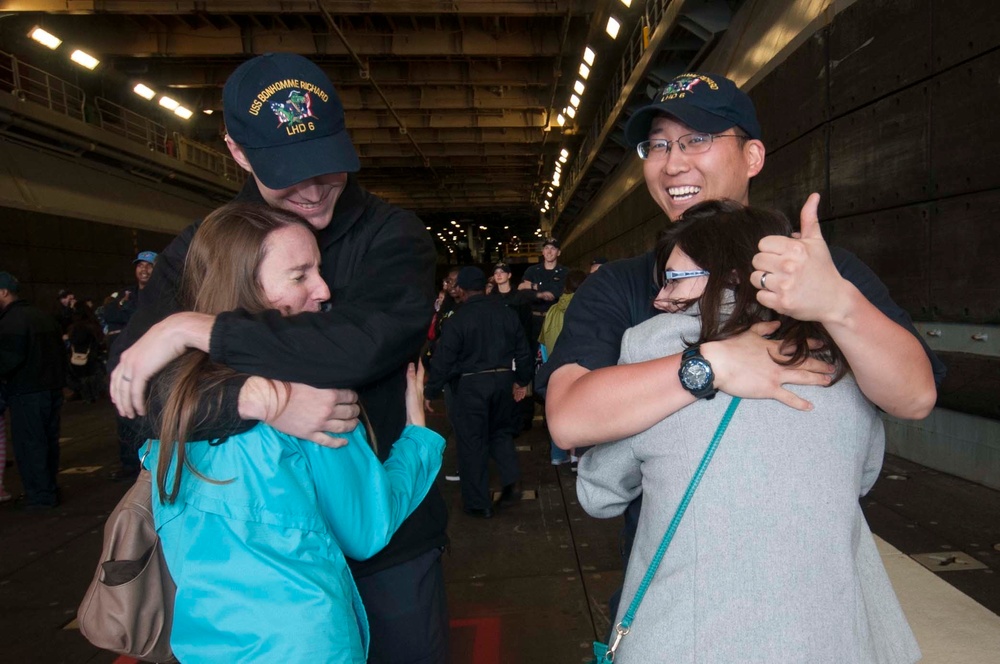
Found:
[577,309,920,664]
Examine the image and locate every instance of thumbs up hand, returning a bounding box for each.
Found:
[751,193,850,324]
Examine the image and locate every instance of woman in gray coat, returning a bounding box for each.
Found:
[577,201,919,663]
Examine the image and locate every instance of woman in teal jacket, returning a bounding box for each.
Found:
[141,203,444,663]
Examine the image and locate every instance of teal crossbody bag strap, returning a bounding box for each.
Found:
[593,397,741,663]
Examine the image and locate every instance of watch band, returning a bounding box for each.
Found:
[679,345,718,400]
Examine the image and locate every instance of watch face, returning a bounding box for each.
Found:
[681,358,712,391]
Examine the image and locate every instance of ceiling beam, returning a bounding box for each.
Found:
[0,0,597,17]
[30,16,570,58]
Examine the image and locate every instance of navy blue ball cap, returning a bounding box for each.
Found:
[624,72,761,146]
[0,271,19,293]
[223,53,360,189]
[455,266,487,291]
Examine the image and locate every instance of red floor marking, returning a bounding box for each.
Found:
[112,657,139,664]
[450,617,501,664]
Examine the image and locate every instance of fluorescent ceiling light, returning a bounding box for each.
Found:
[70,49,100,70]
[566,106,577,119]
[546,191,553,198]
[574,80,586,95]
[158,96,180,110]
[133,83,156,100]
[479,225,487,230]
[556,114,566,126]
[203,109,214,115]
[570,94,581,108]
[606,17,621,40]
[174,106,194,119]
[579,63,590,80]
[558,155,567,163]
[560,148,570,158]
[426,226,432,230]
[584,47,596,66]
[29,27,61,49]
[620,0,632,7]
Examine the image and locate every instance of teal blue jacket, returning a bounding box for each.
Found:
[141,422,444,663]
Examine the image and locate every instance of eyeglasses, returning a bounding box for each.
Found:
[663,269,709,286]
[636,133,743,160]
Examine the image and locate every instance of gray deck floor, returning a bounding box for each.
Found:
[1,397,998,663]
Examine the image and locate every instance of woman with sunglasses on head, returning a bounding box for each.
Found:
[141,203,444,663]
[577,200,918,663]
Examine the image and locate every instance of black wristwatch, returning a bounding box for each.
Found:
[678,344,717,400]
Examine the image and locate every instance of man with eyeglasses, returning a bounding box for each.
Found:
[536,72,945,618]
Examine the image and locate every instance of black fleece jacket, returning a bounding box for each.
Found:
[0,299,65,395]
[109,175,445,577]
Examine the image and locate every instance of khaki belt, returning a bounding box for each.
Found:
[461,368,512,377]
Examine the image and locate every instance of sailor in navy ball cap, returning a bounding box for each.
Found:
[109,51,449,663]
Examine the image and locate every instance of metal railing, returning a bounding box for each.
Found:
[94,96,170,154]
[0,49,243,186]
[501,240,544,261]
[0,50,85,120]
[175,135,246,182]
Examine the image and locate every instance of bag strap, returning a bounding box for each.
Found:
[605,397,741,660]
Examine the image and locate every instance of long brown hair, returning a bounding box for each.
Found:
[152,203,316,503]
[653,199,848,382]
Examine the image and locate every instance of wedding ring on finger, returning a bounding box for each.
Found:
[760,272,770,291]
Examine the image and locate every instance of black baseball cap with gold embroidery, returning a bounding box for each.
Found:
[223,53,360,189]
[624,72,761,146]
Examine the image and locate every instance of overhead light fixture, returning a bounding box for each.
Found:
[174,106,193,120]
[133,83,156,100]
[606,17,621,39]
[566,106,577,119]
[158,96,180,110]
[29,27,62,50]
[203,109,214,115]
[584,46,596,66]
[556,113,566,126]
[574,80,586,95]
[559,155,567,164]
[479,225,487,230]
[620,0,632,7]
[560,148,570,158]
[546,191,553,198]
[426,226,432,230]
[70,49,100,70]
[579,63,590,80]
[504,225,509,230]
[570,94,581,108]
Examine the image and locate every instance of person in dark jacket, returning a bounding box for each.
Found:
[106,53,447,663]
[103,250,157,481]
[424,267,533,519]
[0,272,65,509]
[103,251,157,348]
